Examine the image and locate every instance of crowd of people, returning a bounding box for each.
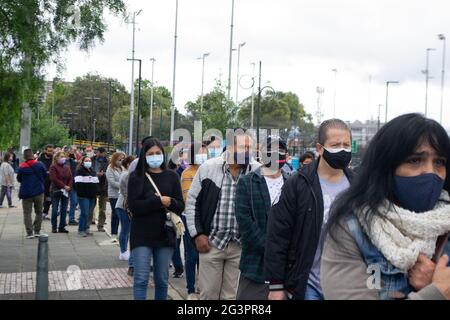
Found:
[3,112,450,301]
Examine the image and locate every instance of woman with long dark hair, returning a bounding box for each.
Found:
[128,138,185,300]
[74,156,98,237]
[321,113,450,300]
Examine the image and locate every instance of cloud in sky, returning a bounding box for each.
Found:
[49,0,450,128]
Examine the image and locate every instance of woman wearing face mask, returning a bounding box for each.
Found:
[206,137,223,159]
[74,157,99,237]
[321,113,450,300]
[106,152,125,242]
[179,143,207,299]
[128,138,185,300]
[49,151,73,234]
[265,119,354,300]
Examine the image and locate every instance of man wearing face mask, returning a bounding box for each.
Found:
[38,144,54,220]
[88,147,109,232]
[185,128,261,300]
[265,119,354,300]
[235,137,290,300]
[67,147,79,225]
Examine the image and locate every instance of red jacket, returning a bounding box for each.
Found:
[49,163,73,191]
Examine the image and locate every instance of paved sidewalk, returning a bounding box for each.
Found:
[0,194,189,300]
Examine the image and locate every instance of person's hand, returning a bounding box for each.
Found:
[268,291,286,300]
[195,235,211,253]
[64,186,71,192]
[159,195,171,208]
[432,255,450,299]
[408,254,436,291]
[97,172,104,177]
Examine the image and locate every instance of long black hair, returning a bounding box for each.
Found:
[134,137,167,177]
[131,138,167,197]
[326,113,450,240]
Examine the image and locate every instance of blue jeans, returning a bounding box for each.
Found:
[133,246,174,300]
[172,237,184,272]
[109,198,120,235]
[78,197,96,233]
[117,208,133,267]
[68,189,78,222]
[304,283,324,300]
[182,215,198,294]
[51,191,69,231]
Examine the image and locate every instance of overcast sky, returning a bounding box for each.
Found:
[47,0,450,129]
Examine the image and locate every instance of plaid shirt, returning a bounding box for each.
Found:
[209,165,243,250]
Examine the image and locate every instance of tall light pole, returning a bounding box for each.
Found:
[227,0,235,100]
[197,53,210,116]
[235,42,246,106]
[385,81,399,123]
[149,58,156,136]
[438,34,446,124]
[332,68,337,118]
[85,96,100,145]
[170,0,179,146]
[424,48,436,117]
[127,59,142,154]
[128,10,142,155]
[377,104,383,131]
[251,62,256,129]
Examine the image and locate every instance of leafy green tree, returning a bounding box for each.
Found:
[185,80,238,135]
[237,91,315,140]
[42,73,130,142]
[31,116,71,151]
[0,0,126,150]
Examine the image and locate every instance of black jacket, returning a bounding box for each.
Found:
[264,158,354,299]
[92,156,109,195]
[74,166,98,199]
[128,170,185,250]
[38,153,53,195]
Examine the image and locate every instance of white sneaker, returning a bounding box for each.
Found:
[187,293,199,300]
[119,251,130,261]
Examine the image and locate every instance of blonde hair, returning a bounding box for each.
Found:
[52,151,67,165]
[109,152,125,171]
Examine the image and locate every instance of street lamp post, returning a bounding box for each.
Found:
[149,58,156,136]
[385,81,399,123]
[84,97,100,145]
[105,80,112,150]
[128,58,142,154]
[424,48,436,116]
[251,62,256,128]
[236,42,246,106]
[227,0,235,100]
[438,34,446,124]
[332,69,337,118]
[170,0,179,146]
[128,10,142,155]
[377,104,383,131]
[197,53,210,116]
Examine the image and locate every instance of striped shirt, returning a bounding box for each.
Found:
[209,165,243,250]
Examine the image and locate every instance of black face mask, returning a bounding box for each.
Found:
[264,152,287,170]
[322,147,352,170]
[69,154,75,160]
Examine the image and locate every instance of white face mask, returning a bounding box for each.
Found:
[84,162,92,169]
[194,154,208,165]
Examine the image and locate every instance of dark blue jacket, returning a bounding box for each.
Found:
[17,160,47,199]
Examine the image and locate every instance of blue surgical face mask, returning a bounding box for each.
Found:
[208,148,222,159]
[194,154,208,165]
[393,173,444,213]
[146,154,164,169]
[84,162,92,169]
[234,151,251,166]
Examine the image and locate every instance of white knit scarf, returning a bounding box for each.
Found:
[355,191,450,272]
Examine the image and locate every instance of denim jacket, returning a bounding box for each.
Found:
[346,214,450,300]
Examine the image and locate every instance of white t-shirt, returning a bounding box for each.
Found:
[264,174,284,206]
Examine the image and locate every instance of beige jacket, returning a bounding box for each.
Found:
[320,221,447,300]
